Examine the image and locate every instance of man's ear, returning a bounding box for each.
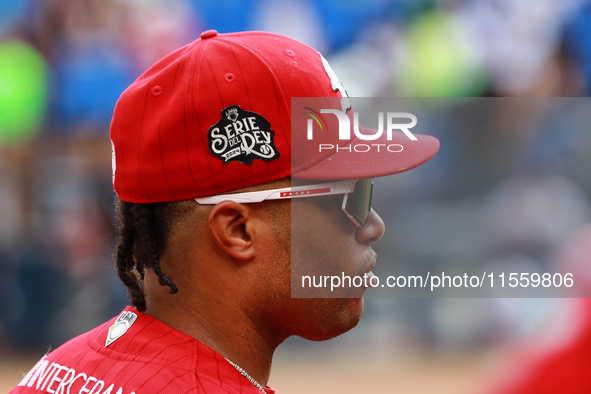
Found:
[208,201,255,261]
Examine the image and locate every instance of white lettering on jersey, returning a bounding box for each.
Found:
[17,356,135,394]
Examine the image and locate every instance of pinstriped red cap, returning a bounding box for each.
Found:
[110,30,439,203]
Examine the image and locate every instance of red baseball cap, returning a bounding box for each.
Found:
[110,30,439,203]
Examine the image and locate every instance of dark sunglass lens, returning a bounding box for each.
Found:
[344,178,373,226]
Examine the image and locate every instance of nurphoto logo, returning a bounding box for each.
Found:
[304,108,418,153]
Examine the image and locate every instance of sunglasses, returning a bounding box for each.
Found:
[195,179,373,227]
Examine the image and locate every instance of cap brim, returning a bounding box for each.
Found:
[293,128,439,180]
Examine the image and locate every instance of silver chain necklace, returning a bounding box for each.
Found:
[225,358,267,393]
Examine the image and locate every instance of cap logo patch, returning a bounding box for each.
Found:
[105,311,137,347]
[320,53,351,113]
[208,105,279,165]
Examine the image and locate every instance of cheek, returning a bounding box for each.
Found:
[259,203,366,339]
[291,200,366,297]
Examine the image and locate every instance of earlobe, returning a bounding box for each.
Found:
[209,201,256,261]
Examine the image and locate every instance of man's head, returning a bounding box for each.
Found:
[110,30,438,342]
[114,177,385,343]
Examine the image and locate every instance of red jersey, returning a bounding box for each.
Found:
[10,306,276,394]
[495,299,591,394]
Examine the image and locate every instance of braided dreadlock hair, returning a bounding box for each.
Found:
[115,199,193,311]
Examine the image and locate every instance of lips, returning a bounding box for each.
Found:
[365,252,377,274]
[362,252,378,288]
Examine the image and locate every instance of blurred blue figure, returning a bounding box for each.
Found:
[188,0,258,33]
[312,0,391,52]
[0,0,29,35]
[50,45,134,134]
[563,1,591,95]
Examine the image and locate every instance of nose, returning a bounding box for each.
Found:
[356,209,385,244]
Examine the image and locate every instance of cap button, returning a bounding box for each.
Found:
[200,29,218,39]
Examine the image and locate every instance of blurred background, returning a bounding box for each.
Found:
[1,0,591,392]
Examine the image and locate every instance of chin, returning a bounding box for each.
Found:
[298,297,365,342]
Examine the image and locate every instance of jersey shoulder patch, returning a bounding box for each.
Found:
[105,310,138,347]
